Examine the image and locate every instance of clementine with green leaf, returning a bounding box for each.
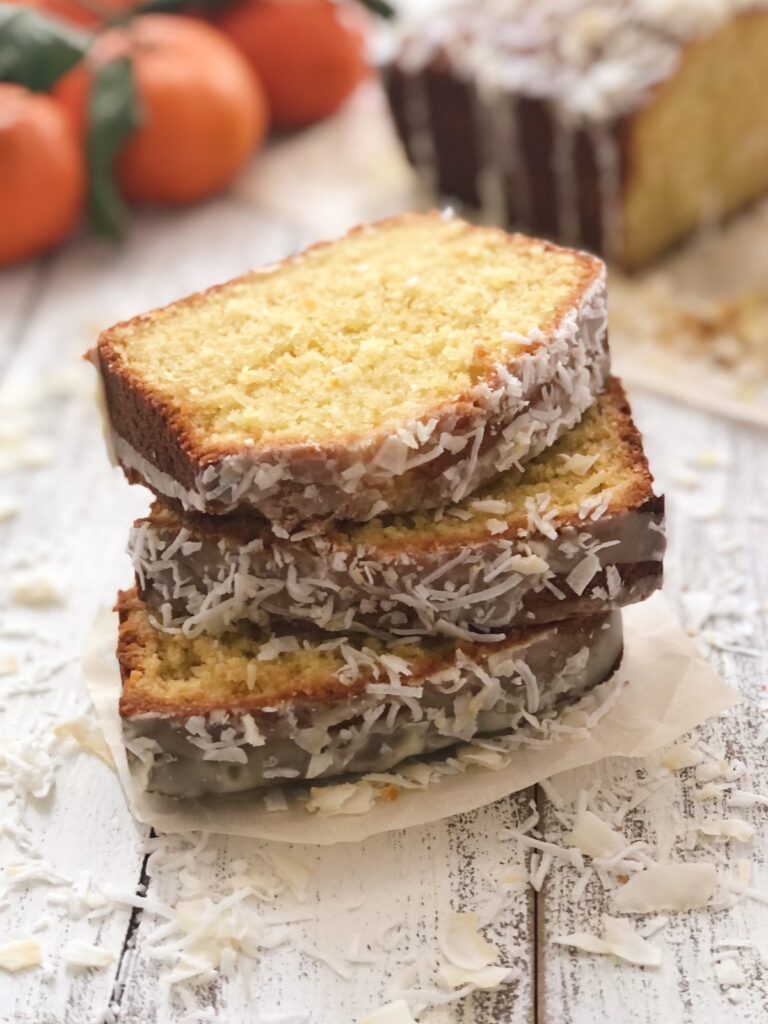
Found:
[55,14,268,208]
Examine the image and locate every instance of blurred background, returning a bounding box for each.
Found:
[0,0,766,426]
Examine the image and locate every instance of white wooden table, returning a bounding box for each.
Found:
[0,87,766,1024]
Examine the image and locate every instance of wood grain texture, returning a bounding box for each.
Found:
[537,391,768,1024]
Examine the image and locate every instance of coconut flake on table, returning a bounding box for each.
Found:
[568,809,627,858]
[661,743,704,771]
[714,957,747,988]
[438,962,514,989]
[553,915,662,967]
[0,731,59,799]
[697,819,756,843]
[54,713,114,767]
[357,1000,418,1024]
[63,938,114,972]
[8,568,65,607]
[0,938,42,972]
[258,850,312,902]
[438,911,498,971]
[612,863,717,913]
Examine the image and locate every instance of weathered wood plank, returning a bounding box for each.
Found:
[0,199,302,1024]
[114,797,536,1024]
[536,389,768,1024]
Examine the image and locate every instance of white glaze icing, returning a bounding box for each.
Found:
[124,611,623,797]
[130,496,664,639]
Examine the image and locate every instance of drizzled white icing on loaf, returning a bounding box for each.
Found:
[397,0,766,123]
[124,612,623,797]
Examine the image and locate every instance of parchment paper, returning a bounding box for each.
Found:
[84,594,738,846]
[609,201,768,427]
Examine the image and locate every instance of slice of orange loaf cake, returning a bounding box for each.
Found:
[118,588,622,796]
[95,212,608,526]
[130,378,664,638]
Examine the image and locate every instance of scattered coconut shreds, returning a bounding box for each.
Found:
[0,938,42,972]
[613,863,717,913]
[63,938,114,972]
[9,569,65,608]
[697,819,756,843]
[569,810,626,859]
[553,916,662,968]
[259,850,312,902]
[662,743,704,771]
[358,1000,417,1024]
[438,963,513,990]
[54,714,115,767]
[439,911,498,972]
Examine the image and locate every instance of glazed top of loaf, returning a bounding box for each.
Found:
[394,0,768,122]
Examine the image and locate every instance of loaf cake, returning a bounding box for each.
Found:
[117,587,623,797]
[384,1,768,270]
[130,378,664,639]
[95,212,608,527]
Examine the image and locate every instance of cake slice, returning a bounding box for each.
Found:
[384,2,768,270]
[130,378,664,639]
[96,212,608,526]
[117,588,623,797]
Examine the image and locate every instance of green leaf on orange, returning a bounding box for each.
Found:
[0,4,89,91]
[356,0,395,18]
[86,54,141,239]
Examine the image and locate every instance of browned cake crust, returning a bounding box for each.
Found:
[129,377,665,638]
[95,212,608,526]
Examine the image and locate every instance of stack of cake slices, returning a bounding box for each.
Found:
[94,212,665,799]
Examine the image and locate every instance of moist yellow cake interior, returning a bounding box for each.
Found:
[120,589,536,708]
[107,215,594,447]
[622,10,768,270]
